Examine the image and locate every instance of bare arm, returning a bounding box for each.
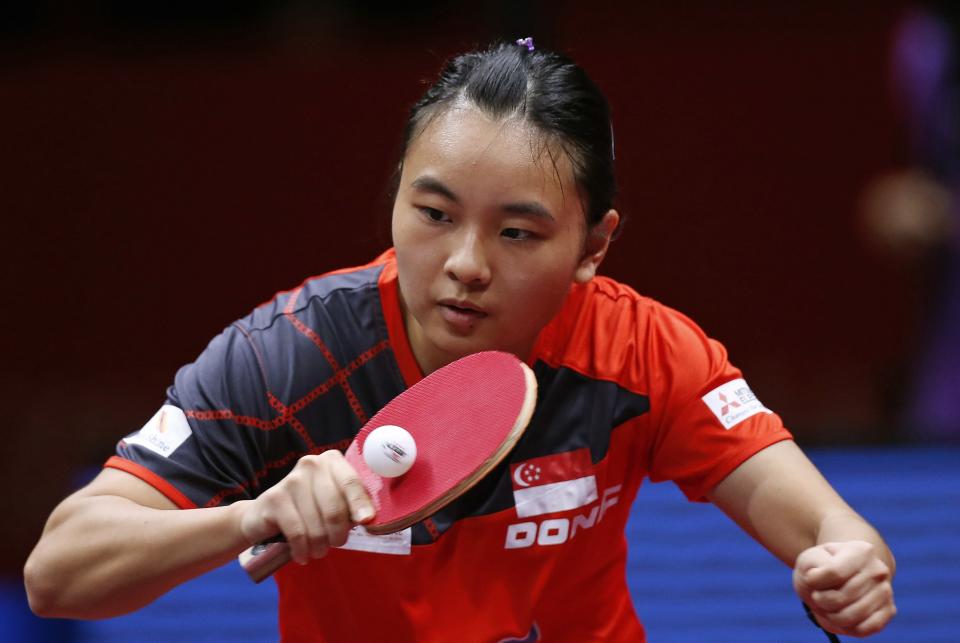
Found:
[23,468,249,619]
[24,451,374,619]
[707,440,896,638]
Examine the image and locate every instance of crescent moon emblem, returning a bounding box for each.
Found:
[513,464,531,488]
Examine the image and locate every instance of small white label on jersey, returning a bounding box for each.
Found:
[701,378,772,429]
[124,405,192,457]
[337,525,411,555]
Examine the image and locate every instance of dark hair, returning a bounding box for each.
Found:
[398,40,617,228]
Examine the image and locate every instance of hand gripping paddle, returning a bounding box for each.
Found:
[239,350,538,582]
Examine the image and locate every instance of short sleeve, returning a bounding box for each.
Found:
[107,322,272,508]
[644,305,793,501]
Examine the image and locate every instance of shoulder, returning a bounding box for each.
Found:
[585,275,712,340]
[536,274,724,391]
[549,275,708,343]
[179,251,398,401]
[241,250,396,335]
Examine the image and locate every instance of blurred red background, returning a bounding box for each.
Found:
[1,2,914,575]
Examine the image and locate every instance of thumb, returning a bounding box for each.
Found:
[793,545,834,594]
[795,544,835,575]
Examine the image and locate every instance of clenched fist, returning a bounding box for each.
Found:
[793,541,896,638]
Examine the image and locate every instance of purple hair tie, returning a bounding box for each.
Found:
[515,37,535,52]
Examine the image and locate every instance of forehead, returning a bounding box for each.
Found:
[402,105,581,213]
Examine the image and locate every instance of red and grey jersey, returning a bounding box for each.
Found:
[108,249,792,642]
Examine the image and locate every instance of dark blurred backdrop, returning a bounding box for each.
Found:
[1,1,921,576]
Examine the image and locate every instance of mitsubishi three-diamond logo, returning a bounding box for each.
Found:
[702,379,771,429]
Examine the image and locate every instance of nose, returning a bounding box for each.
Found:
[444,229,491,287]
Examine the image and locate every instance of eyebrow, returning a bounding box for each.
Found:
[410,176,460,203]
[409,176,555,222]
[501,201,555,221]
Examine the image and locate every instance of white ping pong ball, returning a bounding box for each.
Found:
[363,425,417,478]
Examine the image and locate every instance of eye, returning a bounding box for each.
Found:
[501,227,537,241]
[418,207,450,223]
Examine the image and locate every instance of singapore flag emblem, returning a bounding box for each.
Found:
[510,449,598,519]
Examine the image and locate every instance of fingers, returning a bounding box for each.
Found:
[239,486,309,563]
[275,488,315,566]
[309,452,353,550]
[326,452,375,525]
[793,545,835,604]
[795,541,882,591]
[847,595,897,638]
[803,541,874,589]
[794,541,896,637]
[809,579,897,637]
[810,569,874,611]
[240,450,376,566]
[288,461,330,561]
[794,545,834,580]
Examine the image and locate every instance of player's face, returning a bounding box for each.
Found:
[392,104,617,374]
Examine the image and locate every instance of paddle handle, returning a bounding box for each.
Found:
[238,537,291,583]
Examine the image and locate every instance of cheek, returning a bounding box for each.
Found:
[393,213,422,267]
[505,264,575,321]
[517,240,582,295]
[393,217,441,309]
[516,240,583,316]
[391,207,412,249]
[517,269,569,297]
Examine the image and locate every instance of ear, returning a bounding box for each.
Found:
[574,209,620,283]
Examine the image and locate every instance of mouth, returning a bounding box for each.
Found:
[437,299,488,329]
[438,298,487,315]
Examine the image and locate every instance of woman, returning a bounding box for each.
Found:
[25,39,895,641]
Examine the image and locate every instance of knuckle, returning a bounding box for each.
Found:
[285,527,306,543]
[341,476,366,498]
[283,469,307,488]
[880,583,894,601]
[254,495,274,514]
[257,491,287,515]
[843,540,871,556]
[327,526,350,548]
[871,567,890,582]
[260,484,284,501]
[296,454,323,470]
[318,449,344,464]
[321,499,350,526]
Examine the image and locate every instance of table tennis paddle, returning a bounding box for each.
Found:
[239,350,538,582]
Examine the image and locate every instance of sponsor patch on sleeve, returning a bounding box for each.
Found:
[123,405,193,457]
[701,378,772,429]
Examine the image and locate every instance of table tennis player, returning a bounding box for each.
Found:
[25,38,896,641]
